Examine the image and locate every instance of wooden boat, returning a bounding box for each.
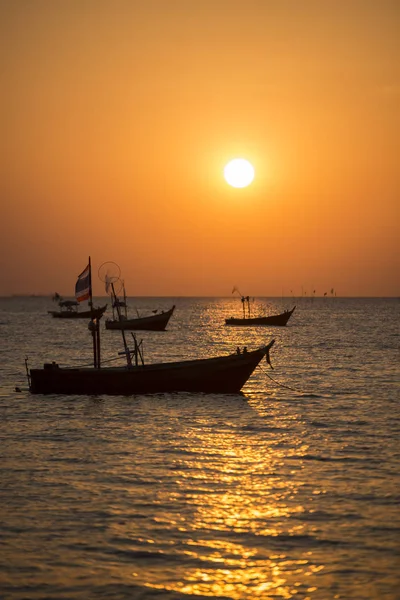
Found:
[28,340,275,396]
[226,306,296,327]
[105,305,175,331]
[104,281,175,331]
[27,258,275,396]
[227,289,295,326]
[48,300,107,320]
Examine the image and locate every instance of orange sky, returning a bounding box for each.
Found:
[1,0,399,297]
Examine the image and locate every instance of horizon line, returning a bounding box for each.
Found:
[2,294,399,300]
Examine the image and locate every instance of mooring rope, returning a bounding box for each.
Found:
[258,363,310,395]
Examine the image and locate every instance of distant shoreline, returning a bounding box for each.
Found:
[2,295,399,300]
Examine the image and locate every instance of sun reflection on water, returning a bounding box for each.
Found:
[125,426,322,598]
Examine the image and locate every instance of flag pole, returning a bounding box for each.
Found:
[88,256,98,369]
[88,256,93,310]
[96,313,101,369]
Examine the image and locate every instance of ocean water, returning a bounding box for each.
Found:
[0,296,399,600]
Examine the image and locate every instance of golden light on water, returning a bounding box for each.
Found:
[75,315,326,598]
[123,428,323,598]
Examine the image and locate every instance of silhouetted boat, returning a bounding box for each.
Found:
[226,289,295,326]
[105,304,175,331]
[27,340,275,396]
[48,300,107,319]
[104,281,175,331]
[27,258,275,395]
[49,270,107,319]
[226,306,296,327]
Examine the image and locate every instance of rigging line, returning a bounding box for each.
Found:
[258,364,311,395]
[64,354,126,369]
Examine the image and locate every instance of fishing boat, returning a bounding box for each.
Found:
[48,300,107,320]
[104,280,175,331]
[105,305,176,331]
[27,341,275,396]
[226,289,295,326]
[26,258,275,396]
[226,307,296,327]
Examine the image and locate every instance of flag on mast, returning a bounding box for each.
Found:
[75,263,91,302]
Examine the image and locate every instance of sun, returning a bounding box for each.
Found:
[224,158,255,188]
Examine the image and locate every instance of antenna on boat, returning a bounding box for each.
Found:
[98,262,121,295]
[111,282,132,366]
[232,287,251,319]
[98,262,121,319]
[98,261,133,368]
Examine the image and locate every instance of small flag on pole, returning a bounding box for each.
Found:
[75,264,91,302]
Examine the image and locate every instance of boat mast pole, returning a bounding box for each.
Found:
[123,282,127,318]
[88,256,98,368]
[112,283,132,367]
[111,291,115,321]
[96,315,101,368]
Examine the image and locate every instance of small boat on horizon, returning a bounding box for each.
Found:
[225,306,296,327]
[48,298,107,320]
[226,288,296,327]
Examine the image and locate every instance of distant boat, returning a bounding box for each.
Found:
[226,289,295,326]
[48,299,107,320]
[104,282,175,331]
[105,305,176,331]
[226,306,296,327]
[27,258,276,396]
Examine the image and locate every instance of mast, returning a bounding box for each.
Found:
[88,257,97,368]
[123,282,127,318]
[111,282,132,367]
[88,256,101,369]
[111,290,116,321]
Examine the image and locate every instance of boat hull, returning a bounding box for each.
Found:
[105,305,175,331]
[49,305,108,319]
[225,306,295,327]
[29,342,274,396]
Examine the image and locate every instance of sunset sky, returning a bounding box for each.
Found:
[1,0,399,297]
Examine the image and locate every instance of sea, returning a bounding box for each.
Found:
[0,296,399,600]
